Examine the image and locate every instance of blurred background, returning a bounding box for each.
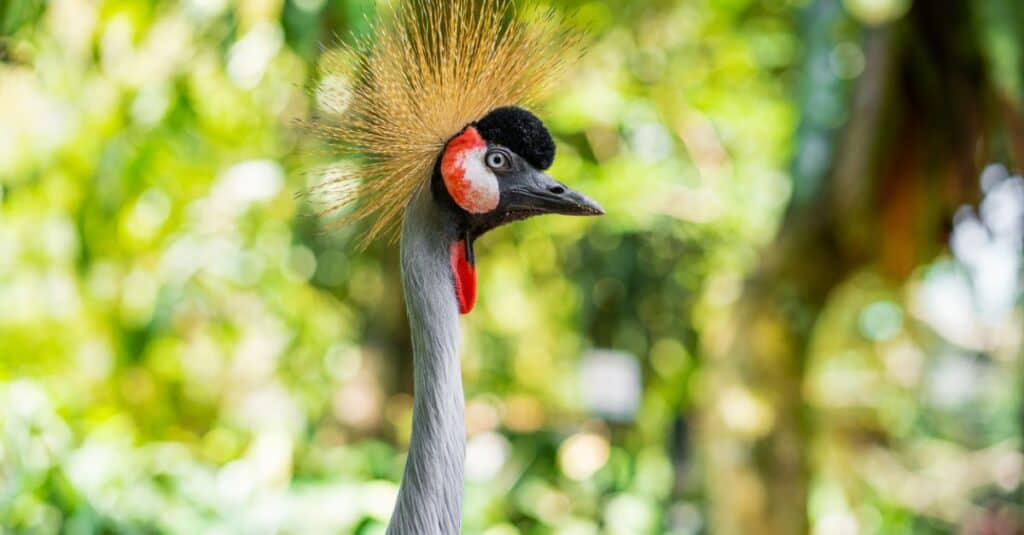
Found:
[2,0,1024,533]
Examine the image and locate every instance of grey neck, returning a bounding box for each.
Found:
[386,186,465,535]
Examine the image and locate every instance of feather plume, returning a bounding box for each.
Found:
[309,0,580,244]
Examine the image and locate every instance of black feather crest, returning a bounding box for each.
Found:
[474,106,556,170]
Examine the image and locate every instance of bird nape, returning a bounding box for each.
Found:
[310,0,599,533]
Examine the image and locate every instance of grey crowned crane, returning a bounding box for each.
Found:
[310,1,601,532]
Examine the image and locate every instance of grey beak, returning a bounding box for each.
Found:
[551,187,605,216]
[504,171,604,217]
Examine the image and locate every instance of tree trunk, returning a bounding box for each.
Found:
[701,0,1017,532]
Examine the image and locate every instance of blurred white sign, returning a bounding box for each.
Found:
[579,349,642,422]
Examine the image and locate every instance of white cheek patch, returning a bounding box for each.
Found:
[452,146,499,213]
[441,126,500,213]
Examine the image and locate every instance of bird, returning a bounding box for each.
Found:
[309,0,602,532]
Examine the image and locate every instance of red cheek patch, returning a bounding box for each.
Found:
[441,127,499,213]
[450,240,476,314]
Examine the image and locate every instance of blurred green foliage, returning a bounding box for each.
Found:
[1,0,1023,534]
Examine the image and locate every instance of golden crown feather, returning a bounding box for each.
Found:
[309,0,581,244]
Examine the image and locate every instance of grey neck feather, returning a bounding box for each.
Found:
[386,186,465,535]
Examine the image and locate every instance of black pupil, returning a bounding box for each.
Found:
[490,153,503,166]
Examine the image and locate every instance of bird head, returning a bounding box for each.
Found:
[432,106,602,314]
[434,106,603,238]
[310,0,595,315]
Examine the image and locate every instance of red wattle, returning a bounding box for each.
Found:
[450,240,477,314]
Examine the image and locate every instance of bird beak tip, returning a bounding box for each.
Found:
[573,194,604,216]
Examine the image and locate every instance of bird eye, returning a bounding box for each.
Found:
[485,150,510,170]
